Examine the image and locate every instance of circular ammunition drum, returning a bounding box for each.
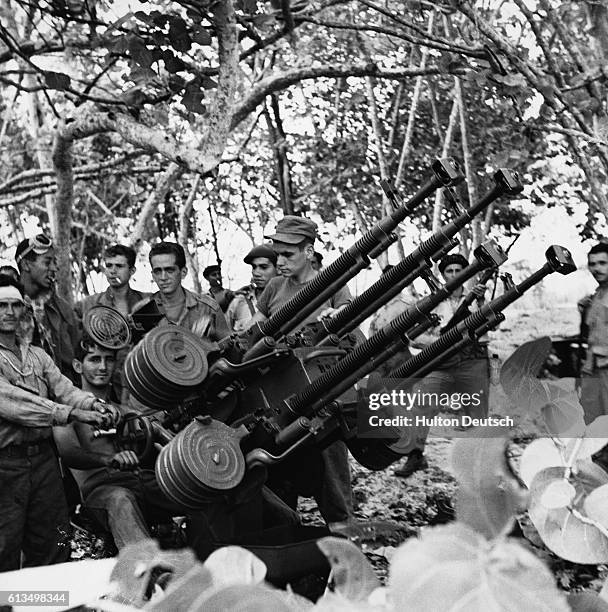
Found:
[156,417,246,509]
[124,326,209,409]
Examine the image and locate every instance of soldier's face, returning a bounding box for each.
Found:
[151,253,186,296]
[273,241,312,279]
[78,346,116,388]
[442,263,464,282]
[250,257,277,289]
[0,299,24,333]
[24,250,56,291]
[589,252,608,284]
[104,256,134,289]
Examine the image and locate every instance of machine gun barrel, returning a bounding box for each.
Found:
[388,245,576,380]
[320,169,521,340]
[286,241,506,416]
[243,159,463,350]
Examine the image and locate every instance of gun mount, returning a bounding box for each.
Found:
[98,165,560,508]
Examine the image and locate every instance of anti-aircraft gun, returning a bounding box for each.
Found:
[85,161,575,511]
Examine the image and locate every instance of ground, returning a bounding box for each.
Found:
[70,305,607,594]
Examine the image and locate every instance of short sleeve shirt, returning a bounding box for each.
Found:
[257,276,352,328]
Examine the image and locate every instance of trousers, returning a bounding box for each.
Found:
[0,443,71,571]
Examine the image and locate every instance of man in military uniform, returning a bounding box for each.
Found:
[75,244,148,401]
[203,264,234,314]
[132,242,230,341]
[0,275,115,571]
[15,234,80,383]
[579,243,608,423]
[227,245,277,332]
[251,216,354,528]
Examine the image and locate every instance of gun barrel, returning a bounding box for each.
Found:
[321,172,520,339]
[287,258,490,416]
[256,159,463,341]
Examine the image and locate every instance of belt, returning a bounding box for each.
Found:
[0,439,51,458]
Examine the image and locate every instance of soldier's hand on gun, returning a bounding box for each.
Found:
[107,450,140,471]
[69,407,108,427]
[471,283,486,300]
[578,294,593,314]
[93,401,121,428]
[317,304,348,321]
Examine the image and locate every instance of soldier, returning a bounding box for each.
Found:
[226,245,278,332]
[75,244,147,319]
[132,242,230,341]
[579,243,608,423]
[15,234,80,383]
[55,338,185,549]
[251,216,354,528]
[0,275,116,571]
[393,253,488,479]
[203,264,234,313]
[75,244,148,401]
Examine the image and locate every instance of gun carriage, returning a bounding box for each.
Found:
[85,159,577,510]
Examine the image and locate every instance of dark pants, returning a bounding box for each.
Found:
[580,369,608,425]
[0,442,71,571]
[267,440,353,524]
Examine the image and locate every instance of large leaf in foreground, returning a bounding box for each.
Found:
[388,523,569,611]
[451,434,527,538]
[529,467,608,563]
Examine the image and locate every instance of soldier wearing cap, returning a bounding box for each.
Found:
[203,264,234,313]
[251,215,354,528]
[15,234,80,383]
[227,245,278,332]
[392,252,489,479]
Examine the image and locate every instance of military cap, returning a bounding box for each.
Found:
[438,253,469,273]
[203,264,221,278]
[244,245,277,265]
[265,215,318,244]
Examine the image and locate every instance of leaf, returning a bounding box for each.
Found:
[541,381,586,437]
[192,28,212,46]
[540,479,576,509]
[316,537,379,602]
[568,592,608,612]
[145,565,213,611]
[44,70,71,91]
[162,49,186,73]
[584,484,608,530]
[189,584,292,612]
[182,82,205,114]
[128,35,153,68]
[529,467,608,563]
[519,438,566,488]
[388,523,569,612]
[493,73,527,88]
[500,337,552,393]
[109,540,198,607]
[167,15,191,52]
[203,546,267,587]
[451,435,528,538]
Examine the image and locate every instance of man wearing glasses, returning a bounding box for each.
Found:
[15,234,80,383]
[0,275,118,571]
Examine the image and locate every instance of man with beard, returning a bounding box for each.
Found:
[15,234,80,383]
[227,245,278,332]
